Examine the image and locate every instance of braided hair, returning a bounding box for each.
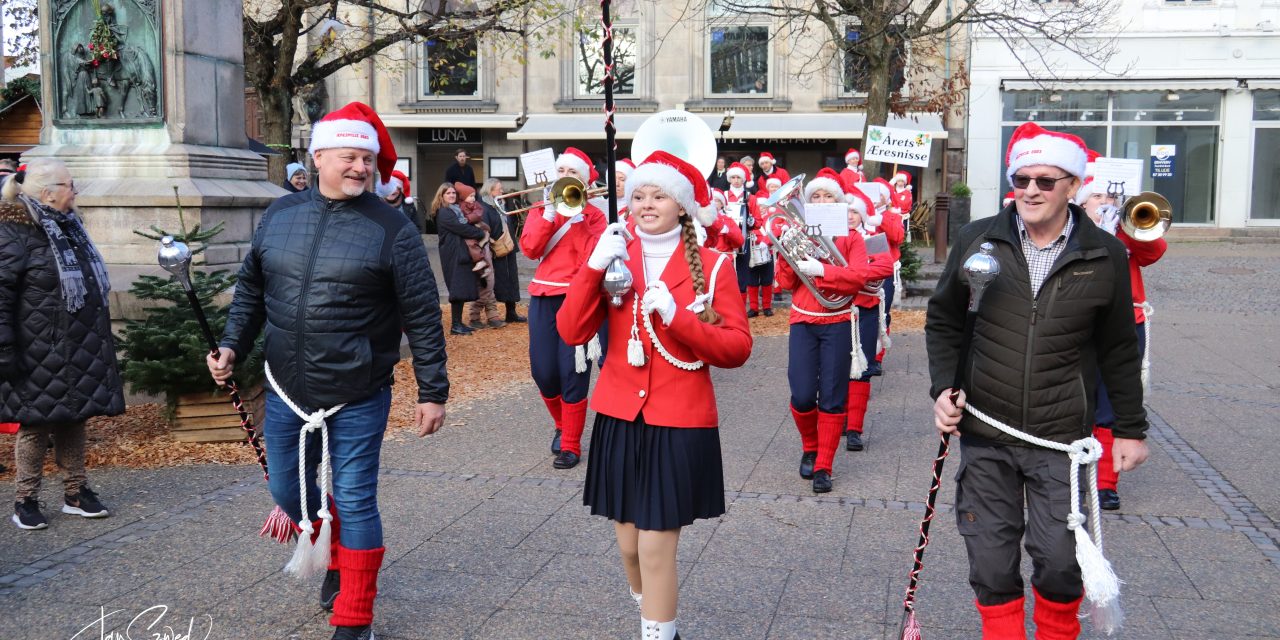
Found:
[679,214,720,324]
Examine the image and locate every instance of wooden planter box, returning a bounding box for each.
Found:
[171,386,265,443]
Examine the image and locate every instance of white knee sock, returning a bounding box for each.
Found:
[641,616,678,640]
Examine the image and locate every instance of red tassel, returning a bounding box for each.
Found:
[900,611,923,640]
[260,505,297,543]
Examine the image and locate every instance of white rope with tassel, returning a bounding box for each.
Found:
[876,289,892,353]
[850,306,868,379]
[964,402,1124,635]
[264,363,346,580]
[1136,301,1153,393]
[893,259,903,306]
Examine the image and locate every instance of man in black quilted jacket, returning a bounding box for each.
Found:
[208,102,447,640]
[926,123,1149,639]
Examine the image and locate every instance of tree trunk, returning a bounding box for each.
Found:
[259,85,293,186]
[861,50,893,181]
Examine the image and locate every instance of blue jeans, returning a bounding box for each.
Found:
[263,385,392,550]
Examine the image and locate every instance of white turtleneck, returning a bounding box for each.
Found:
[635,225,683,281]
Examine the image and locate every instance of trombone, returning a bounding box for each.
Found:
[505,176,609,216]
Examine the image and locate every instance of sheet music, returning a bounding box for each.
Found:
[519,148,557,188]
[802,203,850,237]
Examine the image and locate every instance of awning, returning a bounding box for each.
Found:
[1246,80,1280,91]
[380,113,518,128]
[1001,78,1239,92]
[508,114,724,140]
[509,112,946,141]
[723,113,947,139]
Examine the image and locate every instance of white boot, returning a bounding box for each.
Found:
[641,616,678,640]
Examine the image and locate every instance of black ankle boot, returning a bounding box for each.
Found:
[812,470,833,493]
[799,451,817,479]
[505,303,527,323]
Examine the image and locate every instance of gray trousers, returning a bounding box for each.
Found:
[955,440,1084,605]
[14,421,87,500]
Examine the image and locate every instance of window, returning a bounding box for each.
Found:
[576,26,637,97]
[1250,91,1280,220]
[708,26,770,95]
[420,33,478,99]
[842,26,907,96]
[1001,90,1222,223]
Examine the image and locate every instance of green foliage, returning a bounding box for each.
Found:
[899,240,923,283]
[116,223,262,411]
[950,182,972,198]
[0,76,40,109]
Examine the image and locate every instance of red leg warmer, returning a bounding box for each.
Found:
[1032,588,1081,640]
[559,399,589,456]
[977,597,1027,640]
[790,405,819,453]
[761,285,774,310]
[1093,426,1118,491]
[814,412,846,473]
[846,380,871,434]
[747,286,760,311]
[541,395,563,431]
[330,545,385,628]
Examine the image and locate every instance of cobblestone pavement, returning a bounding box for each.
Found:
[1,242,1277,640]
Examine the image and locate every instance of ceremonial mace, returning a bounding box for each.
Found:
[597,0,634,307]
[898,242,1001,640]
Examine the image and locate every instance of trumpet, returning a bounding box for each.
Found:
[1120,191,1172,242]
[505,177,610,217]
[762,174,854,310]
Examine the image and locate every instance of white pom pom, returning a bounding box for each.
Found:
[695,205,718,228]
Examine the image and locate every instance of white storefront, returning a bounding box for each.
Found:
[967,2,1280,228]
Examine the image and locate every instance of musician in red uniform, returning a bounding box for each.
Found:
[841,149,865,186]
[742,176,784,316]
[520,147,608,469]
[776,169,892,492]
[1074,177,1167,510]
[857,180,906,381]
[558,150,752,640]
[726,163,755,298]
[703,188,745,254]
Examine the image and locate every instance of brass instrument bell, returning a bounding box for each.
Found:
[1120,191,1172,242]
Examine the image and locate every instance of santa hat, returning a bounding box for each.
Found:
[845,149,861,165]
[386,170,411,197]
[615,158,636,179]
[1085,149,1101,178]
[758,152,776,165]
[624,150,712,220]
[1005,122,1088,184]
[765,176,783,190]
[1002,191,1016,207]
[1073,177,1099,205]
[803,168,846,202]
[848,188,875,218]
[856,181,893,210]
[710,188,727,206]
[891,170,912,186]
[556,147,599,184]
[309,101,397,196]
[726,162,748,181]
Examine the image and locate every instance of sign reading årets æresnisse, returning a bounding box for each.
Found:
[862,126,933,168]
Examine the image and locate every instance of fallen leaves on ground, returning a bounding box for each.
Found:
[0,302,927,477]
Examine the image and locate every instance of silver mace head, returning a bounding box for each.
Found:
[962,242,1001,312]
[157,235,194,291]
[602,257,634,308]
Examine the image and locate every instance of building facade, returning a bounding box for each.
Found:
[312,0,959,207]
[968,0,1280,228]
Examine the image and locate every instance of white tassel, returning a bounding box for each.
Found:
[893,260,903,306]
[574,344,588,373]
[587,334,602,363]
[284,523,320,579]
[628,337,646,367]
[850,308,867,379]
[877,291,892,352]
[1073,520,1123,634]
[1088,595,1126,636]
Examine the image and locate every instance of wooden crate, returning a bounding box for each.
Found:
[171,387,265,443]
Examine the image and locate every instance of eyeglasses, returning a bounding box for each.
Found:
[49,182,79,194]
[1011,174,1072,192]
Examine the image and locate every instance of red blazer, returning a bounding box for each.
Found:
[1118,229,1166,323]
[747,192,777,246]
[704,214,745,253]
[891,189,913,216]
[520,203,607,297]
[557,240,753,428]
[776,234,893,325]
[840,167,865,186]
[758,166,791,188]
[725,187,747,203]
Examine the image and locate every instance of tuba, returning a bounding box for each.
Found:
[762,174,854,310]
[1120,191,1172,242]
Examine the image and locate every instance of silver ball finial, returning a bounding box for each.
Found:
[962,242,1001,312]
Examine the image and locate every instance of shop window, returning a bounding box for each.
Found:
[1250,91,1280,220]
[706,1,772,97]
[1002,91,1108,123]
[577,26,637,97]
[1111,125,1217,223]
[1113,91,1219,122]
[420,33,479,99]
[841,26,907,96]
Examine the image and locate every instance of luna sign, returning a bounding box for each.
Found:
[862,126,933,168]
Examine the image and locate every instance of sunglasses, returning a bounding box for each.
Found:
[1011,174,1073,192]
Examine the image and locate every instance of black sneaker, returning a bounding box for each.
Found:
[63,486,109,518]
[1099,489,1121,511]
[812,470,833,494]
[320,569,340,611]
[798,451,817,480]
[12,498,47,530]
[450,324,474,336]
[550,428,562,454]
[746,309,759,318]
[845,430,864,452]
[553,450,580,469]
[331,626,374,640]
[763,308,774,317]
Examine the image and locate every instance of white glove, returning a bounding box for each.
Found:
[797,257,825,278]
[541,186,557,221]
[587,222,629,270]
[642,281,677,326]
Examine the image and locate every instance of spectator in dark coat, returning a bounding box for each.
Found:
[707,156,730,191]
[0,158,123,530]
[479,178,524,323]
[430,182,485,335]
[443,149,476,189]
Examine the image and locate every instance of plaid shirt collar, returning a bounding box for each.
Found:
[1016,212,1074,297]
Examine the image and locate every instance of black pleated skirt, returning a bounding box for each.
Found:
[583,413,726,531]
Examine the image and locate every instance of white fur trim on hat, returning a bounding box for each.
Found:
[309,118,379,156]
[615,160,635,178]
[556,152,591,182]
[1006,132,1088,183]
[1073,179,1099,205]
[376,175,403,198]
[765,176,783,188]
[804,177,845,202]
[624,162,698,219]
[726,166,747,180]
[845,149,860,163]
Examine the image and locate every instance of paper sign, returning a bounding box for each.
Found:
[1092,157,1145,199]
[1150,145,1176,179]
[863,126,933,168]
[519,148,557,187]
[863,233,890,256]
[802,203,849,237]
